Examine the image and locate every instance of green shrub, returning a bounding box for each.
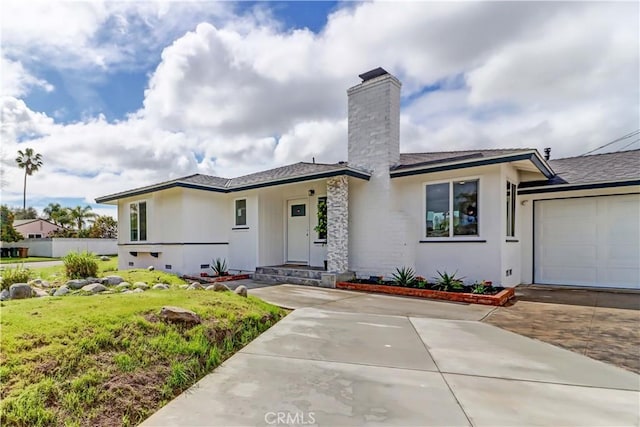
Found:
[391,266,416,287]
[1,265,33,290]
[434,270,465,291]
[211,258,228,276]
[63,251,98,279]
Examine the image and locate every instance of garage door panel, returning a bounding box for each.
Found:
[535,194,640,289]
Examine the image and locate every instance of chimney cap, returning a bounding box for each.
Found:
[358,67,389,82]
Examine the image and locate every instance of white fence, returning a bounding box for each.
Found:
[3,238,117,257]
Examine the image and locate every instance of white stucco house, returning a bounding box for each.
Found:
[97,68,640,290]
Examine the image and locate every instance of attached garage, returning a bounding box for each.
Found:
[534,194,640,289]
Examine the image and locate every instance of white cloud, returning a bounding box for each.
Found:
[0,0,638,207]
[0,57,54,97]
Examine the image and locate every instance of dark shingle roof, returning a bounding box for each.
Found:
[548,150,640,184]
[228,162,351,188]
[396,149,533,170]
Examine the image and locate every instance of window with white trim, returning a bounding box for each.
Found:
[130,201,147,241]
[506,181,516,237]
[235,199,247,226]
[425,180,479,238]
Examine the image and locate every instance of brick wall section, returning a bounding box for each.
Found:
[327,175,349,272]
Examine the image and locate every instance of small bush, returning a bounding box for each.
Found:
[391,266,416,287]
[211,258,228,276]
[1,265,33,290]
[433,270,465,292]
[63,251,98,279]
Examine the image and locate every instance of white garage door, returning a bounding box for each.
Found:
[535,194,640,289]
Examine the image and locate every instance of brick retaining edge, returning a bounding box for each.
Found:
[336,282,515,306]
[183,274,251,284]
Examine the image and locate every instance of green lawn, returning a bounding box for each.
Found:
[0,290,286,426]
[0,257,61,264]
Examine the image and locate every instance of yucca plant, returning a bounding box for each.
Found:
[391,266,416,287]
[433,270,464,292]
[211,258,229,276]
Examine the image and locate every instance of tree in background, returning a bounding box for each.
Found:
[88,215,117,238]
[15,148,43,210]
[1,205,24,242]
[43,203,72,227]
[11,207,38,220]
[68,205,96,231]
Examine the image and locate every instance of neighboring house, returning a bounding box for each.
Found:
[13,219,63,238]
[97,68,640,289]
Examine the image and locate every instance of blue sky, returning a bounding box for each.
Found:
[1,1,638,219]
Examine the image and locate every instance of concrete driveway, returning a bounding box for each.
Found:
[143,304,639,426]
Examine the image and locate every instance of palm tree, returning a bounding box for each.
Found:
[68,205,96,231]
[15,148,43,209]
[43,203,64,225]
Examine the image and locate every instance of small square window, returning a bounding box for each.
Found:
[291,204,306,217]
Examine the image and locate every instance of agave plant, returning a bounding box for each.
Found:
[433,270,464,291]
[211,258,229,276]
[391,266,416,287]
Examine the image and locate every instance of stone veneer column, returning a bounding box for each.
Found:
[327,175,348,273]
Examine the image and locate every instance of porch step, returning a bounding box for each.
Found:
[255,266,324,280]
[252,273,323,287]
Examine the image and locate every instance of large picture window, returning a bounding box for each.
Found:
[235,199,247,226]
[130,201,147,241]
[506,181,516,237]
[425,180,478,238]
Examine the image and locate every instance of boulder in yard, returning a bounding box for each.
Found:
[9,283,32,300]
[100,256,110,261]
[53,286,69,296]
[103,276,124,286]
[0,289,10,301]
[131,288,144,293]
[160,306,201,324]
[29,279,51,288]
[206,283,231,292]
[115,282,131,290]
[82,283,107,294]
[187,283,204,290]
[234,285,248,297]
[65,279,89,290]
[153,283,170,290]
[32,288,50,298]
[148,266,155,271]
[133,282,149,290]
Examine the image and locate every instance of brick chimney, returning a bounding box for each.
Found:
[347,67,401,174]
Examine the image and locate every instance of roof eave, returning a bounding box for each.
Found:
[390,151,555,179]
[518,179,640,195]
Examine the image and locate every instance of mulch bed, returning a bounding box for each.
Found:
[336,281,515,306]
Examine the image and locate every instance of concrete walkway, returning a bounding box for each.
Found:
[143,306,640,426]
[1,260,64,269]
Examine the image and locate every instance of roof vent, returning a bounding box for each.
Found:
[544,147,551,160]
[358,67,389,82]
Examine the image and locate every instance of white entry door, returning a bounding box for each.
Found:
[287,199,309,264]
[535,194,640,289]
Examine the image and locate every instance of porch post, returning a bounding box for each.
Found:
[327,175,349,273]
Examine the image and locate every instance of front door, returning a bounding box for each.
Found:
[287,199,309,264]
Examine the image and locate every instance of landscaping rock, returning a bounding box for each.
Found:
[53,286,69,296]
[32,288,50,298]
[82,283,107,294]
[9,283,32,300]
[29,279,51,288]
[121,290,133,294]
[159,306,201,324]
[0,289,10,301]
[131,288,144,293]
[180,284,189,289]
[148,266,155,271]
[234,285,248,297]
[100,256,110,261]
[115,282,131,290]
[153,283,170,290]
[133,282,149,290]
[206,283,231,292]
[65,279,89,290]
[187,283,204,290]
[103,275,124,286]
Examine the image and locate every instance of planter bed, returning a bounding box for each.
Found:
[182,274,251,284]
[336,281,515,306]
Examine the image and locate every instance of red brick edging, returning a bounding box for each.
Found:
[336,282,515,306]
[183,274,251,284]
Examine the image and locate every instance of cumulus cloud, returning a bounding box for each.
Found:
[0,0,638,208]
[0,57,54,97]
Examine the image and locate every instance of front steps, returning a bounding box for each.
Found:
[253,266,324,287]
